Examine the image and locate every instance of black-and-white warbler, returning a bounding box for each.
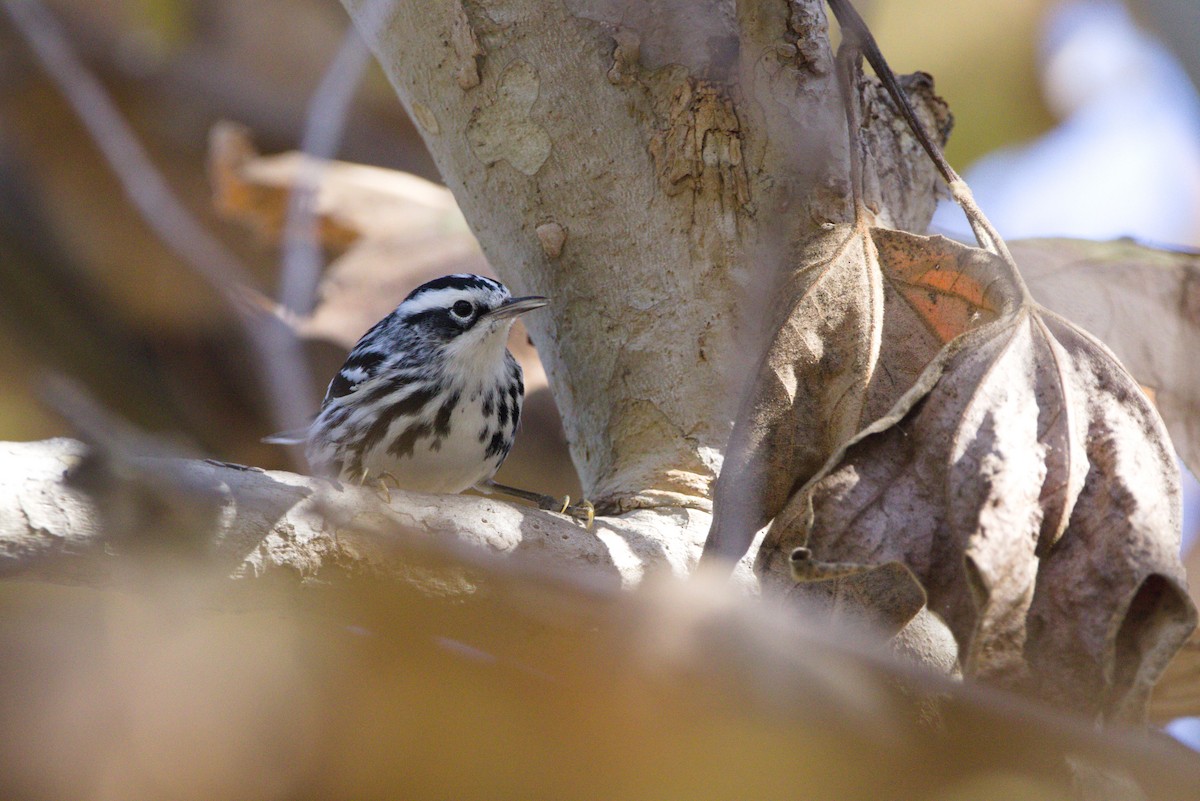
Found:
[266,274,593,524]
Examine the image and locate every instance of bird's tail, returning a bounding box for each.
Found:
[261,429,308,445]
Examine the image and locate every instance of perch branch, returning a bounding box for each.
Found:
[0,438,746,591]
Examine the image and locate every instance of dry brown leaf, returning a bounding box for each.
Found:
[205,122,546,384]
[1013,238,1200,480]
[209,120,468,248]
[208,122,487,349]
[706,16,1197,724]
[762,291,1196,722]
[206,123,545,386]
[705,220,1013,561]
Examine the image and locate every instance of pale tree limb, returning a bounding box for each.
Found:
[0,437,962,676]
[0,438,743,591]
[332,0,958,671]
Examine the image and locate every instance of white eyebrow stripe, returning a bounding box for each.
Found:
[399,286,507,316]
[398,288,465,316]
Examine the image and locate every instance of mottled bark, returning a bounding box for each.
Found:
[340,0,945,511]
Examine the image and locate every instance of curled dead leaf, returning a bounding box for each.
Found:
[762,295,1195,722]
[206,123,490,349]
[705,223,1014,562]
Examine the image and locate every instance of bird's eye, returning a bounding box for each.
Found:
[451,300,474,318]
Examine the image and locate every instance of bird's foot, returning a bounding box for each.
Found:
[476,480,596,529]
[374,472,402,503]
[553,495,595,530]
[358,470,401,504]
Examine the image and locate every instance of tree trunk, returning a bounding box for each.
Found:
[341,0,947,511]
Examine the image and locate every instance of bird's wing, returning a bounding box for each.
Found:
[324,347,388,402]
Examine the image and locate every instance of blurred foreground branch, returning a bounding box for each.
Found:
[1,462,1198,800]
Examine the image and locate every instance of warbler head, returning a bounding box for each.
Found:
[391,274,548,378]
[399,274,545,335]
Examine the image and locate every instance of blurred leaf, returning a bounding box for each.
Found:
[1151,629,1200,724]
[208,121,483,348]
[1013,237,1200,481]
[210,121,466,244]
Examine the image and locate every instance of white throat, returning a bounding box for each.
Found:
[443,319,514,387]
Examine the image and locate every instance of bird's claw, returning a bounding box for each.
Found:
[364,472,401,504]
[557,495,595,529]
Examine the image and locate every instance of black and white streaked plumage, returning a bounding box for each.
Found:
[269,274,546,495]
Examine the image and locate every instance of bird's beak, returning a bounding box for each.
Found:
[485,295,550,321]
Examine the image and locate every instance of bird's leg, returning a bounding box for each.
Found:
[475,480,595,529]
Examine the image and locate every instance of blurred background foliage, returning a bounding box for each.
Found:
[0,0,429,450]
[1,0,1194,456]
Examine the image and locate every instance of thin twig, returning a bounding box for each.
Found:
[825,0,1025,286]
[1,0,317,446]
[835,40,867,221]
[279,25,373,316]
[280,0,395,318]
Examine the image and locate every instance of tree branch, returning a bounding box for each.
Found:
[0,438,750,591]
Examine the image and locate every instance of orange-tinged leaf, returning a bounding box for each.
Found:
[874,229,1006,345]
